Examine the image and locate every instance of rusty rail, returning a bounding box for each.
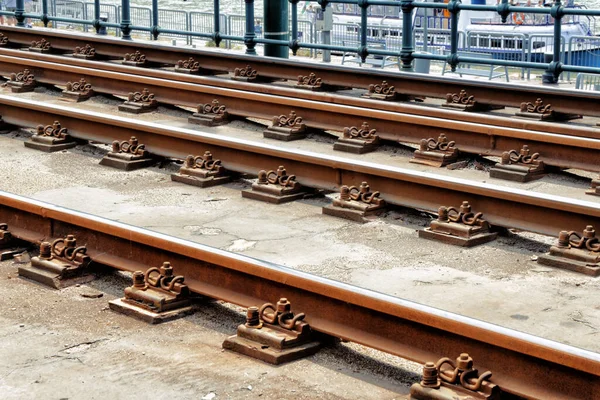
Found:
[0,190,598,399]
[2,94,600,237]
[1,26,600,118]
[1,51,600,172]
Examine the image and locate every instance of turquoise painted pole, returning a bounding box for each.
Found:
[264,0,289,58]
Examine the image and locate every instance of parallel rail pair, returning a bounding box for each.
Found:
[1,26,600,118]
[1,48,600,172]
[1,191,599,400]
[1,94,599,238]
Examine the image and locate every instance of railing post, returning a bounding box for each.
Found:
[400,0,414,71]
[151,0,159,40]
[289,0,299,55]
[264,0,288,58]
[15,0,25,27]
[213,0,222,47]
[447,0,460,72]
[93,0,101,33]
[244,0,257,55]
[41,0,49,27]
[542,0,563,84]
[121,0,132,40]
[358,0,368,62]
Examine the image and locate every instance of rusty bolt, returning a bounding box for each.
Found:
[160,261,173,276]
[111,140,120,153]
[276,298,291,313]
[419,138,428,151]
[520,145,530,156]
[65,235,76,248]
[129,136,138,146]
[438,133,448,143]
[501,151,510,165]
[438,206,449,222]
[340,185,350,201]
[359,182,369,193]
[36,125,44,135]
[459,201,471,214]
[39,241,52,259]
[557,231,570,248]
[245,306,261,327]
[456,353,474,371]
[421,362,441,389]
[277,166,286,176]
[257,170,268,184]
[132,271,145,288]
[203,151,213,160]
[184,155,195,168]
[583,225,596,239]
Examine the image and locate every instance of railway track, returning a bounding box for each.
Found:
[2,26,600,119]
[0,190,598,400]
[1,49,600,172]
[0,94,599,237]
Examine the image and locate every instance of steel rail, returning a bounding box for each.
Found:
[1,26,600,118]
[2,53,600,172]
[1,94,600,237]
[0,190,598,400]
[3,47,600,142]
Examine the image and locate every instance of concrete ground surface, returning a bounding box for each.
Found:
[1,87,600,398]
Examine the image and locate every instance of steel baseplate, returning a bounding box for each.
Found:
[419,202,497,247]
[118,88,158,114]
[263,111,307,141]
[109,262,197,324]
[72,44,96,60]
[174,57,219,75]
[489,145,546,183]
[231,65,274,83]
[410,134,459,168]
[223,298,322,365]
[29,38,52,54]
[410,354,500,400]
[515,98,581,122]
[171,152,232,188]
[18,235,94,289]
[242,166,307,204]
[61,78,94,103]
[322,182,386,223]
[24,121,77,153]
[0,223,28,261]
[188,100,230,127]
[122,51,147,67]
[294,73,348,92]
[537,225,600,276]
[586,178,600,197]
[333,122,380,154]
[5,69,36,93]
[442,90,504,112]
[99,136,155,171]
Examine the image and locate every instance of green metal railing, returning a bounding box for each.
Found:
[2,0,600,83]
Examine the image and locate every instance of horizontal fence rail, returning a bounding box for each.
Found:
[2,0,600,81]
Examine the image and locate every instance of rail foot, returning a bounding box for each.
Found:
[410,134,459,168]
[443,90,504,112]
[489,145,545,182]
[118,88,158,114]
[537,226,600,276]
[516,98,581,121]
[419,202,497,247]
[171,152,232,188]
[333,122,380,154]
[263,111,307,141]
[61,78,94,103]
[410,354,499,400]
[223,298,322,365]
[322,182,386,223]
[24,121,78,153]
[242,166,307,204]
[188,100,229,127]
[109,262,197,324]
[18,235,94,289]
[100,136,155,171]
